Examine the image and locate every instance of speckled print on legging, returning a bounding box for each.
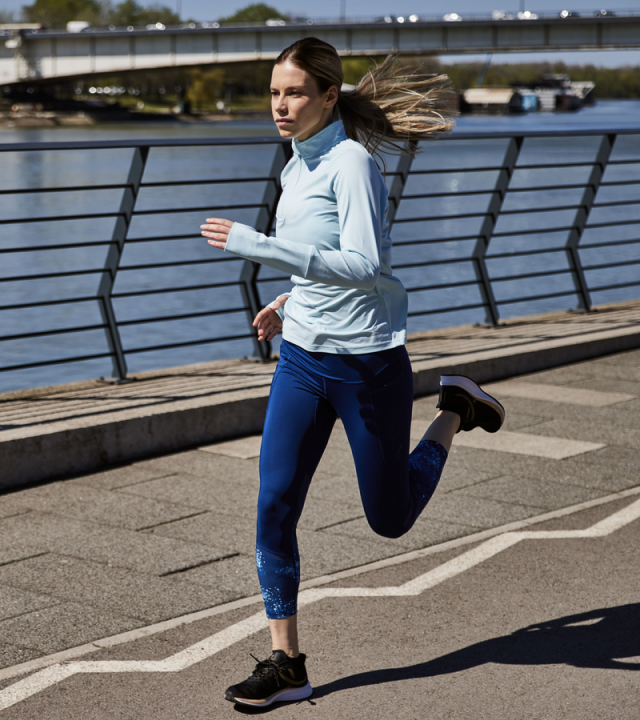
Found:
[256,340,448,620]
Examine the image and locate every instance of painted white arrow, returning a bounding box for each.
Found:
[1,496,639,712]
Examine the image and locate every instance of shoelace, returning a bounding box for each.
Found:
[249,654,281,687]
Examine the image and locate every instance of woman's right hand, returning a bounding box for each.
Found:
[253,295,288,342]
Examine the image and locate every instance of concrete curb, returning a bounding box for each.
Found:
[3,323,640,490]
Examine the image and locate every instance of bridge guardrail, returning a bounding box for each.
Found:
[1,128,639,389]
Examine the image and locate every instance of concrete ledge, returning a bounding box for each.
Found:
[2,301,640,490]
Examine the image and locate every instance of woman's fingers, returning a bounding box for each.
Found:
[201,218,234,248]
[253,306,282,341]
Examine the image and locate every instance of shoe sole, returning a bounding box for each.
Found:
[440,375,505,432]
[231,681,313,707]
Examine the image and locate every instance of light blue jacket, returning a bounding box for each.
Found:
[225,120,408,354]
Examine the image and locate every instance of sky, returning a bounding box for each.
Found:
[1,0,639,67]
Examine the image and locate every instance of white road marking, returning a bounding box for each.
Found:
[485,381,635,407]
[454,429,605,459]
[1,496,639,712]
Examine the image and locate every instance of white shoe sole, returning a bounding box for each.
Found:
[440,375,505,428]
[233,681,313,707]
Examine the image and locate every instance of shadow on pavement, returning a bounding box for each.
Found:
[231,604,639,713]
[310,604,640,700]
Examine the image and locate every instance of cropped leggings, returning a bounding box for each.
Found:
[257,339,447,619]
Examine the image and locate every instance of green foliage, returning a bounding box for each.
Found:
[185,67,225,110]
[22,0,103,27]
[108,0,179,26]
[0,9,17,22]
[220,3,286,23]
[342,58,376,86]
[21,0,180,28]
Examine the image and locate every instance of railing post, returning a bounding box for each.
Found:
[473,135,523,326]
[565,132,615,312]
[387,140,417,227]
[240,141,293,361]
[98,145,149,381]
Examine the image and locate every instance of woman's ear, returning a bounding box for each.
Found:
[325,85,339,109]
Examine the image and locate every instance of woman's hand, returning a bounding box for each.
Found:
[253,295,289,342]
[201,217,234,249]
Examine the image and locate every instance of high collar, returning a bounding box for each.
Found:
[292,120,347,161]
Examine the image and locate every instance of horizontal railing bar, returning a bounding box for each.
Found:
[604,158,640,166]
[600,179,640,187]
[0,295,99,312]
[588,280,640,292]
[124,333,254,354]
[133,202,266,216]
[497,289,577,305]
[580,237,640,250]
[0,183,129,196]
[0,268,106,282]
[0,322,107,343]
[408,301,486,317]
[393,234,480,247]
[0,240,118,254]
[491,268,571,282]
[487,246,565,259]
[409,166,503,176]
[0,352,114,373]
[394,211,489,224]
[492,225,573,238]
[586,218,640,230]
[111,280,242,298]
[140,176,276,188]
[0,211,124,225]
[117,306,249,326]
[499,204,581,216]
[582,258,640,271]
[406,279,479,293]
[395,257,469,269]
[119,257,224,271]
[256,275,291,283]
[2,128,640,154]
[591,199,640,209]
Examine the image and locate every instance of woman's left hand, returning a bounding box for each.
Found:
[201,217,234,249]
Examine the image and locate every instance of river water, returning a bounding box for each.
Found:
[1,100,639,393]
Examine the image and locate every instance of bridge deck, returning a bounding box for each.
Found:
[3,15,640,84]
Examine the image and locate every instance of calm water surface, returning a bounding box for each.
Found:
[1,101,639,392]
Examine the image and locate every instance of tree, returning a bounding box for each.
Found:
[0,10,17,22]
[221,3,287,23]
[22,0,103,27]
[107,0,179,26]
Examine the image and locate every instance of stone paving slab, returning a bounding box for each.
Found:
[0,339,637,680]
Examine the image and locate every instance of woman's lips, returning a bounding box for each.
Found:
[276,118,293,126]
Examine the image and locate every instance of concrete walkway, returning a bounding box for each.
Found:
[0,319,638,706]
[3,300,640,488]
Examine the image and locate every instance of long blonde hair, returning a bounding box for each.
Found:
[275,37,456,157]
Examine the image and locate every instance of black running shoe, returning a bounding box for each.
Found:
[224,650,312,707]
[437,375,505,433]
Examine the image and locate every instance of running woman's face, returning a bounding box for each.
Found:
[270,61,338,142]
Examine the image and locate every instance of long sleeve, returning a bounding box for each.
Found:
[225,151,383,291]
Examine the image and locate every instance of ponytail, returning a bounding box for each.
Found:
[275,38,457,158]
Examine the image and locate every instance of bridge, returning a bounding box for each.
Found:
[2,13,640,85]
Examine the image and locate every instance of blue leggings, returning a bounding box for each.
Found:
[257,339,447,619]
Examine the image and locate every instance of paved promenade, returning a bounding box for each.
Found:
[0,304,638,716]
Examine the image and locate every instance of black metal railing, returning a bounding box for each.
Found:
[1,128,639,390]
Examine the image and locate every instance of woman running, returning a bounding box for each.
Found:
[201,37,505,708]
